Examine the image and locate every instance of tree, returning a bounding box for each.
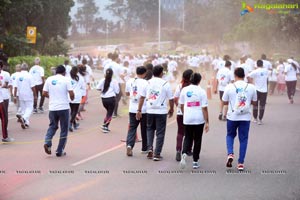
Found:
[75,0,99,34]
[0,0,74,56]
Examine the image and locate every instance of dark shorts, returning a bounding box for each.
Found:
[219,91,224,100]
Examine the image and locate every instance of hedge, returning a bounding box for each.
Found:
[8,56,67,77]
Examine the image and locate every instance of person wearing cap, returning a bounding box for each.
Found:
[42,65,74,157]
[14,63,37,129]
[284,59,299,104]
[125,66,148,156]
[29,57,45,113]
[247,60,269,125]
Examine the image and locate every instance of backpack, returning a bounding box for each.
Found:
[146,80,167,109]
[230,83,250,115]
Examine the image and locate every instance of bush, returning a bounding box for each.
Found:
[8,56,67,77]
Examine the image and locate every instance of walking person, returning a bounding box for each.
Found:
[125,66,148,156]
[0,60,10,134]
[14,63,37,129]
[43,65,74,157]
[268,65,278,95]
[285,59,299,104]
[68,66,86,132]
[247,60,268,125]
[96,68,120,133]
[215,61,234,121]
[222,67,257,171]
[136,65,174,161]
[276,59,286,95]
[30,57,45,113]
[174,69,193,161]
[179,72,209,169]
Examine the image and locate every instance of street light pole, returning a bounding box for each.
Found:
[158,0,161,51]
[182,0,185,31]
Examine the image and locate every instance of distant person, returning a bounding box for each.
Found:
[136,65,174,161]
[268,65,278,95]
[14,63,36,129]
[284,59,299,104]
[63,60,72,78]
[222,67,257,171]
[96,68,120,133]
[43,65,74,157]
[179,72,209,169]
[174,69,193,161]
[125,66,148,156]
[30,57,45,113]
[276,59,286,95]
[69,66,86,132]
[261,54,272,70]
[215,61,233,121]
[247,60,268,125]
[0,60,10,134]
[144,63,154,80]
[9,64,21,113]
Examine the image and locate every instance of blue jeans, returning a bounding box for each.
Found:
[45,109,70,154]
[226,120,250,164]
[146,114,167,156]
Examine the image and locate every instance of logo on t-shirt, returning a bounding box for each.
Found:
[33,70,36,74]
[71,80,75,85]
[51,80,57,85]
[19,77,24,82]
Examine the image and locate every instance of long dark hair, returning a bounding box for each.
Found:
[103,68,113,94]
[181,69,193,88]
[70,66,79,81]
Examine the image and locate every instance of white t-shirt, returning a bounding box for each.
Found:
[43,74,73,111]
[15,71,35,101]
[96,78,120,98]
[222,81,257,121]
[262,60,272,70]
[9,71,20,96]
[29,65,44,85]
[103,61,122,83]
[216,67,233,91]
[168,60,178,73]
[141,77,173,115]
[284,64,299,81]
[245,58,255,72]
[174,84,183,115]
[247,67,269,93]
[125,77,148,114]
[268,69,278,82]
[179,85,208,125]
[64,65,72,77]
[0,70,10,99]
[69,75,86,104]
[238,63,251,82]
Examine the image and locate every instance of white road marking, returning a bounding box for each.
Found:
[71,119,176,167]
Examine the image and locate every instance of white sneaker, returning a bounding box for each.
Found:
[258,120,263,125]
[252,119,258,123]
[2,137,14,143]
[193,162,200,169]
[180,153,187,169]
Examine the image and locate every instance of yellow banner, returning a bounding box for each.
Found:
[26,26,37,44]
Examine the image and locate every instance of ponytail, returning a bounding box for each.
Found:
[103,68,113,94]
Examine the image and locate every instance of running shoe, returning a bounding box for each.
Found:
[193,161,200,169]
[153,155,163,161]
[180,153,187,169]
[258,120,263,125]
[147,150,153,159]
[126,146,133,157]
[2,137,14,143]
[44,144,51,155]
[226,154,234,168]
[56,152,67,157]
[237,163,244,171]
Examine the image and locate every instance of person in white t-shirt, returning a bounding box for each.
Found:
[125,66,148,156]
[174,69,194,161]
[261,54,272,71]
[168,57,178,81]
[43,65,74,157]
[136,65,174,161]
[284,59,299,104]
[9,64,21,113]
[96,68,120,133]
[68,66,86,132]
[247,60,268,125]
[14,63,36,129]
[276,59,286,95]
[0,60,13,143]
[222,67,257,171]
[268,65,278,95]
[0,60,10,134]
[29,57,45,113]
[215,61,234,121]
[63,60,72,78]
[179,72,209,169]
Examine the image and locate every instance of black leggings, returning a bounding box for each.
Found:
[34,84,45,109]
[102,97,116,127]
[69,103,80,126]
[286,81,297,100]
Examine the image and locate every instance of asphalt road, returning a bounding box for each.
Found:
[0,71,299,200]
